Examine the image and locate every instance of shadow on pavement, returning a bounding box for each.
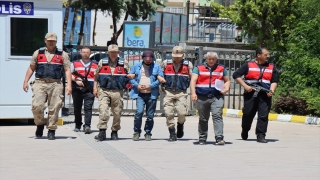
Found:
[28,136,77,140]
[193,141,233,145]
[235,139,279,142]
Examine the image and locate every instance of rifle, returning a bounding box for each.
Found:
[244,80,273,97]
[72,71,93,93]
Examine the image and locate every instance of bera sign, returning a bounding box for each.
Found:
[0,1,34,15]
[124,24,150,48]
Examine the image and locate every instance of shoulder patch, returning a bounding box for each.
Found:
[183,59,189,66]
[102,58,109,65]
[118,58,124,66]
[38,47,45,54]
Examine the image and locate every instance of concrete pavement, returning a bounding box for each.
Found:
[0,116,319,180]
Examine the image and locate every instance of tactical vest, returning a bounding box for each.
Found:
[195,63,225,95]
[98,58,128,89]
[72,60,98,87]
[245,61,274,88]
[163,59,190,90]
[35,47,63,79]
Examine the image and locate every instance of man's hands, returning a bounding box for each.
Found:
[93,88,98,98]
[127,74,135,79]
[244,85,255,92]
[266,90,274,97]
[138,85,151,92]
[191,94,197,102]
[220,88,229,95]
[23,81,29,92]
[66,85,72,95]
[157,76,166,83]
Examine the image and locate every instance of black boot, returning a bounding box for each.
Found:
[47,130,55,140]
[168,128,177,142]
[257,135,268,143]
[177,123,184,138]
[241,129,248,140]
[35,125,44,138]
[111,131,119,140]
[94,129,106,141]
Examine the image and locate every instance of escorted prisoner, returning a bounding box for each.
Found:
[190,52,230,145]
[129,50,163,141]
[232,47,278,143]
[23,32,72,140]
[160,46,193,141]
[93,44,129,141]
[71,46,97,134]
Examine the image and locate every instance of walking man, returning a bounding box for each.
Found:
[93,45,129,141]
[232,47,278,143]
[71,46,97,134]
[190,52,230,145]
[161,46,193,141]
[23,32,72,140]
[129,50,163,141]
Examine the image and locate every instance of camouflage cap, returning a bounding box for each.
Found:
[45,32,57,41]
[108,44,119,52]
[172,46,184,57]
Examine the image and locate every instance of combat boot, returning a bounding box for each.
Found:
[47,130,56,140]
[35,125,44,138]
[111,131,119,140]
[94,129,106,141]
[177,123,184,138]
[168,128,177,142]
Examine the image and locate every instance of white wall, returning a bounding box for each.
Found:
[0,0,64,119]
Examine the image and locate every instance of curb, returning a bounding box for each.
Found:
[223,108,320,125]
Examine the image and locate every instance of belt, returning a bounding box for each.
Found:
[35,78,61,83]
[100,88,122,92]
[198,94,215,98]
[165,88,185,92]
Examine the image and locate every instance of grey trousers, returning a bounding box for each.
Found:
[196,94,224,140]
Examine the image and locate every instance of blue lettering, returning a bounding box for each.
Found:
[126,37,144,47]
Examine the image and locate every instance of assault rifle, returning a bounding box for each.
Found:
[72,71,93,93]
[244,80,273,97]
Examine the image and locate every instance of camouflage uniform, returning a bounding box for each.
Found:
[95,59,129,131]
[30,48,70,130]
[161,60,193,128]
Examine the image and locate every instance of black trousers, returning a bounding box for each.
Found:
[72,88,95,128]
[242,91,271,137]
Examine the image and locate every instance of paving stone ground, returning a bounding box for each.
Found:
[0,115,319,180]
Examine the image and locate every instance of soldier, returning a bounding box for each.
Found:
[93,44,129,141]
[71,46,97,134]
[232,47,278,143]
[23,32,72,140]
[190,52,230,145]
[160,46,193,141]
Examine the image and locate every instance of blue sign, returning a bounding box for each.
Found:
[0,1,34,15]
[123,24,151,48]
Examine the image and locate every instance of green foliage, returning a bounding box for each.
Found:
[211,0,299,50]
[274,0,320,116]
[212,0,320,116]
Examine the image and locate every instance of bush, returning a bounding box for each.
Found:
[273,96,317,116]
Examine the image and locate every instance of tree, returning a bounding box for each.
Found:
[77,0,164,42]
[274,0,320,115]
[62,0,71,45]
[211,0,299,50]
